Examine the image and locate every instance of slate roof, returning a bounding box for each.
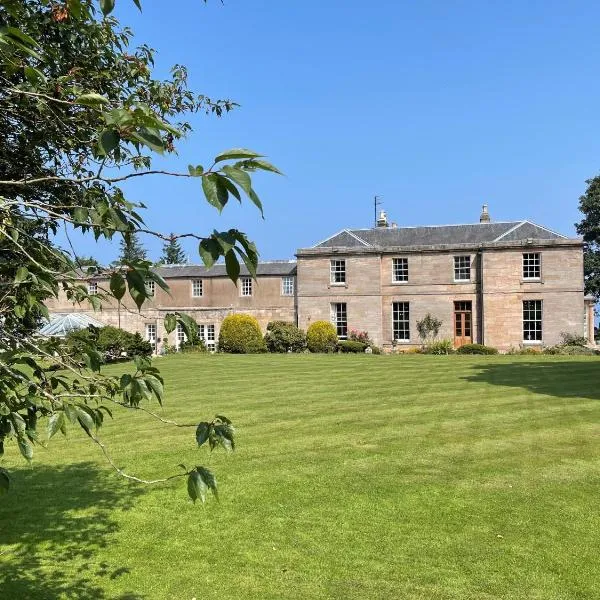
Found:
[313,221,568,249]
[154,261,297,279]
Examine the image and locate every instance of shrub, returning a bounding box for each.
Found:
[370,346,382,355]
[348,329,372,345]
[423,339,454,355]
[416,314,443,344]
[337,340,368,353]
[560,332,588,347]
[306,321,338,353]
[456,343,499,355]
[264,321,306,353]
[218,314,266,354]
[65,325,152,363]
[178,323,207,353]
[543,344,598,356]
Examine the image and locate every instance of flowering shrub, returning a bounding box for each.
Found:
[348,329,372,345]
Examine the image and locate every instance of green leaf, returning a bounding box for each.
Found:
[99,130,120,155]
[130,128,164,153]
[187,470,208,504]
[188,164,204,177]
[76,407,95,437]
[195,422,211,447]
[196,466,218,499]
[222,165,252,195]
[133,0,142,11]
[243,158,283,175]
[24,66,46,85]
[75,93,109,106]
[126,269,147,310]
[48,412,65,440]
[224,250,240,283]
[198,238,221,269]
[164,313,177,334]
[144,375,164,404]
[110,272,126,301]
[18,437,33,463]
[214,148,263,163]
[202,174,228,212]
[99,0,116,16]
[0,468,9,496]
[14,266,29,284]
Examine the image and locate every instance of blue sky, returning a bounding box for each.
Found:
[66,0,600,263]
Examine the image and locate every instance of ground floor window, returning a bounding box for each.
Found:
[145,323,156,345]
[176,323,187,346]
[523,300,542,342]
[392,302,410,341]
[198,323,216,351]
[331,302,347,339]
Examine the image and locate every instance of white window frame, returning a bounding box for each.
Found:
[240,277,253,297]
[176,323,187,346]
[87,281,98,295]
[523,300,543,343]
[392,302,410,341]
[330,259,346,284]
[198,323,216,351]
[392,258,408,283]
[191,279,203,297]
[145,280,155,297]
[331,302,348,339]
[281,276,295,296]
[522,253,541,280]
[145,323,157,345]
[453,255,471,282]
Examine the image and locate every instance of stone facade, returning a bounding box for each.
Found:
[46,217,595,353]
[46,262,297,351]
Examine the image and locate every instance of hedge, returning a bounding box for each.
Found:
[264,321,306,353]
[218,314,266,354]
[306,321,338,353]
[456,343,499,355]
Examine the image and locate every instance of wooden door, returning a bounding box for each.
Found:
[454,301,472,348]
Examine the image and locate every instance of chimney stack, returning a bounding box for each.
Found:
[376,209,388,228]
[480,204,490,223]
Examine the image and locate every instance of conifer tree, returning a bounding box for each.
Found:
[158,234,187,265]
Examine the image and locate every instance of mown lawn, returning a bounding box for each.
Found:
[1,354,600,599]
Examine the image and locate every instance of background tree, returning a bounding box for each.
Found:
[0,0,281,500]
[575,175,600,299]
[115,232,148,265]
[158,233,187,265]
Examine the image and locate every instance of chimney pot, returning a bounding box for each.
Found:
[480,204,491,223]
[376,209,388,228]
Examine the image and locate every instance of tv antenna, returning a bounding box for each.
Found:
[374,195,383,227]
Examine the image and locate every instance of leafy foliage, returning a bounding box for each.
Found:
[65,325,153,363]
[264,321,306,353]
[0,0,281,499]
[158,233,187,265]
[575,175,600,299]
[306,321,338,353]
[422,339,455,355]
[218,314,266,354]
[416,314,443,345]
[115,233,147,265]
[337,340,368,353]
[456,343,499,355]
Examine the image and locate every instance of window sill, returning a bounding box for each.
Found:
[391,281,409,285]
[453,280,472,284]
[393,340,411,344]
[521,279,542,283]
[329,283,348,288]
[522,340,542,345]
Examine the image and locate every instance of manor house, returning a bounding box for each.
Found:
[46,206,596,352]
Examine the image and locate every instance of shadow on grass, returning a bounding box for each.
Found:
[0,462,145,599]
[463,359,600,401]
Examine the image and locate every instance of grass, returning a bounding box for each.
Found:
[2,354,600,599]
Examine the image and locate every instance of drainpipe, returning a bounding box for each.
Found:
[476,247,484,345]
